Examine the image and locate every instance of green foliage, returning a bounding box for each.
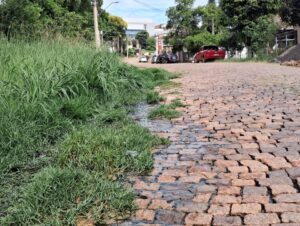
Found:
[135,30,149,49]
[0,0,124,41]
[127,47,137,56]
[146,37,156,51]
[148,99,184,120]
[0,39,174,224]
[103,15,127,41]
[280,0,300,26]
[146,91,165,104]
[166,0,201,51]
[185,31,223,53]
[220,0,280,55]
[195,2,222,35]
[243,16,279,54]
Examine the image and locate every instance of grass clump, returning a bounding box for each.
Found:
[3,167,134,225]
[146,91,165,104]
[0,39,174,225]
[148,99,185,120]
[58,120,167,177]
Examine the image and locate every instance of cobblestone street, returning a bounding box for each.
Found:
[122,61,300,225]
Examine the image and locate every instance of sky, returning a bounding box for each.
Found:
[103,0,208,25]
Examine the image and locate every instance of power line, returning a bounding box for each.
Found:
[132,0,165,12]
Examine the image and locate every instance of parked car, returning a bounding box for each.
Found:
[193,46,226,63]
[151,54,158,64]
[139,55,148,63]
[168,53,179,63]
[156,53,178,64]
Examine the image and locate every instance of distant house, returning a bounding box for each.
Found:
[154,24,172,55]
[125,23,148,51]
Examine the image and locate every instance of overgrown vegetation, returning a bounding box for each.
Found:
[149,99,185,120]
[0,0,127,43]
[0,39,175,225]
[166,0,283,57]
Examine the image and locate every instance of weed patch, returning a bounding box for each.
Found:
[146,91,165,104]
[0,39,173,224]
[148,99,185,120]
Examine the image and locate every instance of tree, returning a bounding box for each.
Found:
[185,31,221,53]
[243,16,278,54]
[146,37,156,51]
[195,2,222,35]
[0,0,124,42]
[135,30,149,49]
[221,0,280,56]
[166,0,200,51]
[280,0,300,26]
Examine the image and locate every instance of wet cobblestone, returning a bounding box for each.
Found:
[119,61,300,225]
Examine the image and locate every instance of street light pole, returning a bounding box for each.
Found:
[93,0,119,49]
[99,1,119,47]
[93,0,101,49]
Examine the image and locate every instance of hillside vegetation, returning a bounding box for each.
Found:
[0,39,174,225]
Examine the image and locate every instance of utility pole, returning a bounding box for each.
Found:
[93,0,101,49]
[93,1,119,49]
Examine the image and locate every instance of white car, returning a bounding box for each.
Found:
[139,55,148,63]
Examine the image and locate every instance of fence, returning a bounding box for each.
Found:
[276,29,297,49]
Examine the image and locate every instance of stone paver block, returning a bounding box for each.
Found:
[134,199,150,209]
[185,213,213,225]
[212,195,241,204]
[213,216,242,226]
[265,203,300,213]
[135,210,155,221]
[244,213,280,225]
[282,212,300,223]
[287,167,300,179]
[228,166,249,173]
[175,201,208,213]
[158,175,176,182]
[148,199,172,210]
[134,182,160,191]
[232,179,255,187]
[156,210,185,224]
[193,193,211,203]
[240,160,269,172]
[243,186,268,196]
[215,160,238,168]
[208,204,230,215]
[231,203,262,215]
[218,186,241,195]
[260,157,292,170]
[242,195,269,204]
[274,194,300,203]
[270,185,297,195]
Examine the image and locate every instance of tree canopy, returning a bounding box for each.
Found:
[135,30,149,49]
[280,0,300,26]
[0,0,126,41]
[166,0,201,51]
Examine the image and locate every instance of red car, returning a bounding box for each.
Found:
[193,45,226,63]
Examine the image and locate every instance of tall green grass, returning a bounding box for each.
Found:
[0,39,175,225]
